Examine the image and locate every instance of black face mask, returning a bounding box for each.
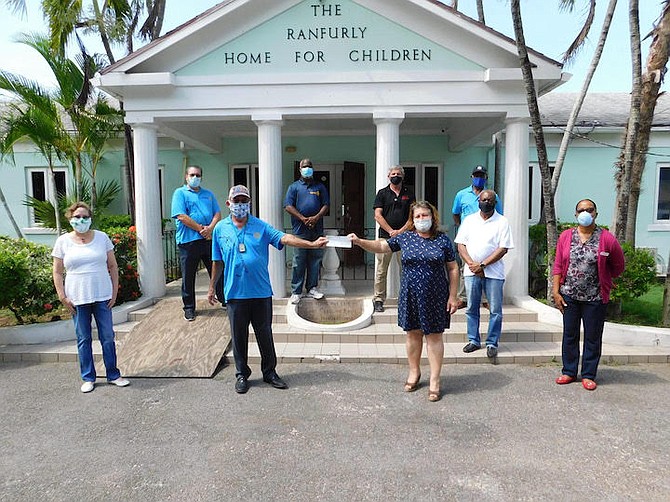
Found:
[390,176,403,185]
[479,201,495,214]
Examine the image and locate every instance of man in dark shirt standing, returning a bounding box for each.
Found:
[372,165,415,312]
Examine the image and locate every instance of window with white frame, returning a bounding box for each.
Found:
[26,167,68,227]
[401,163,444,213]
[231,164,259,215]
[655,164,670,222]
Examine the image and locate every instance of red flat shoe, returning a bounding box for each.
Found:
[555,374,575,385]
[582,378,597,391]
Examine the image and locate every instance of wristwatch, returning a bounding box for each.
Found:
[480,262,487,269]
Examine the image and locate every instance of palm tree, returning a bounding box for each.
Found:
[0,81,67,235]
[552,0,618,194]
[0,33,124,233]
[617,1,670,246]
[39,0,168,222]
[510,0,602,301]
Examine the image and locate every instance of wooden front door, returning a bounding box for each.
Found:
[342,161,365,265]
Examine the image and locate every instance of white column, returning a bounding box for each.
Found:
[503,117,530,300]
[132,123,166,299]
[253,116,286,298]
[374,112,404,298]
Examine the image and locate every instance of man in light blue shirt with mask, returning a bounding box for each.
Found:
[171,165,224,321]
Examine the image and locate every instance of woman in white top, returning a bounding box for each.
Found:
[52,202,130,393]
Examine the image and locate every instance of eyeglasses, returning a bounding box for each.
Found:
[577,207,595,214]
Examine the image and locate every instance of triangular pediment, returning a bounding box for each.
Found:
[103,0,561,81]
[176,0,483,76]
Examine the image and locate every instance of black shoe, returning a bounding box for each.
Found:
[235,376,249,394]
[373,301,384,313]
[486,346,498,358]
[184,308,195,321]
[221,303,227,312]
[462,342,481,353]
[263,373,288,389]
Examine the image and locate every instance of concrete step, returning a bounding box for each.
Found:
[4,339,669,366]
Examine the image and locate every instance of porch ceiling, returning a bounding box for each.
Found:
[156,114,506,153]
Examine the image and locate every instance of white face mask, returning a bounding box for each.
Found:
[70,217,92,233]
[414,218,432,233]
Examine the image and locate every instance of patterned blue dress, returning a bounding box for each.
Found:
[387,231,456,335]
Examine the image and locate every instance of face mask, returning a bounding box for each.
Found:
[300,167,314,178]
[479,201,495,214]
[414,218,432,233]
[187,175,201,188]
[472,177,486,189]
[577,211,594,226]
[70,217,91,233]
[390,175,403,185]
[229,202,250,219]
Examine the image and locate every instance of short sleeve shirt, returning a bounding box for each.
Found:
[454,211,514,280]
[284,179,330,236]
[171,185,221,245]
[373,185,415,238]
[451,185,503,219]
[211,215,285,300]
[52,230,114,305]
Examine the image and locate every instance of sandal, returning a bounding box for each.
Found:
[428,389,441,402]
[555,374,575,385]
[404,373,421,392]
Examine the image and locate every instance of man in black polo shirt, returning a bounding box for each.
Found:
[372,165,416,312]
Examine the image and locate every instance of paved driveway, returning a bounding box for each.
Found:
[1,361,669,501]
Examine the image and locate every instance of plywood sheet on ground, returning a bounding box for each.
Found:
[117,298,230,378]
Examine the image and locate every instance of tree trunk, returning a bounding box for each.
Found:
[551,0,617,194]
[624,1,670,245]
[511,0,558,303]
[0,186,24,238]
[48,163,62,235]
[613,0,642,242]
[476,0,485,24]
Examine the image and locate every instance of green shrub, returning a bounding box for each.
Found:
[97,214,132,230]
[0,237,60,324]
[611,243,657,304]
[528,222,573,298]
[106,225,142,304]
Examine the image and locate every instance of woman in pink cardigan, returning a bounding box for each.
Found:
[552,199,625,391]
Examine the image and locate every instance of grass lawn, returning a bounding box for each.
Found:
[0,306,71,328]
[615,283,666,327]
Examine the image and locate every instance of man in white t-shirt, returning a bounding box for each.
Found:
[454,189,514,360]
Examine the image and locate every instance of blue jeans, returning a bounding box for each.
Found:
[178,239,224,310]
[464,276,505,348]
[560,295,607,380]
[291,234,324,295]
[227,298,277,379]
[73,301,121,382]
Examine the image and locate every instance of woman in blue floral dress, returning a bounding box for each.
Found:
[349,201,459,402]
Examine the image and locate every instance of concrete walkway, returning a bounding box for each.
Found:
[1,361,669,501]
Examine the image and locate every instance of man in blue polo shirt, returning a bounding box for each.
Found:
[451,165,502,308]
[284,158,330,304]
[171,165,224,321]
[208,185,328,394]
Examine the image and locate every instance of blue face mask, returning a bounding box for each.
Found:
[230,202,250,219]
[300,167,314,178]
[577,211,594,226]
[472,177,486,189]
[187,175,201,188]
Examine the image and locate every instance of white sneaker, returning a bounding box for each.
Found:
[307,288,324,300]
[290,294,302,304]
[80,381,94,393]
[109,377,130,387]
